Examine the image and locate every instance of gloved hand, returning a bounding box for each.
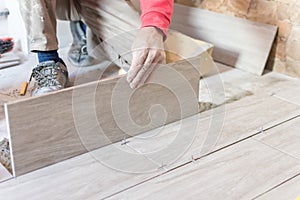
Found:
[127,27,166,89]
[0,37,14,55]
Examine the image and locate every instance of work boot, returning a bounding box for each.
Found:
[31,59,68,96]
[68,21,94,67]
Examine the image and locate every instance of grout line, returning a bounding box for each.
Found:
[0,176,13,184]
[192,114,300,163]
[105,113,300,199]
[252,137,300,163]
[252,173,300,200]
[272,94,300,107]
[101,172,162,200]
[125,142,163,169]
[251,117,300,199]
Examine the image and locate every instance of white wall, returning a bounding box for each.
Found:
[3,0,28,53]
[0,1,9,37]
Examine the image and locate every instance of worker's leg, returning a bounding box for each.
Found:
[19,0,59,57]
[19,0,68,96]
[56,0,81,21]
[56,0,94,67]
[78,0,141,70]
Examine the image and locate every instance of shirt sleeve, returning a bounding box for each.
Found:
[140,0,174,37]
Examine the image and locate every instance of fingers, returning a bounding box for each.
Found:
[127,27,165,89]
[128,49,154,89]
[128,49,165,89]
[135,57,161,88]
[127,48,148,83]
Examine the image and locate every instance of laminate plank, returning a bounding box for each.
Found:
[171,4,278,75]
[257,175,300,200]
[124,93,300,170]
[268,79,300,106]
[0,140,158,200]
[5,0,215,176]
[0,164,12,183]
[254,117,300,162]
[253,117,300,199]
[110,139,300,199]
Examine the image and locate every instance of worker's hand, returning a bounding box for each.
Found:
[127,27,166,89]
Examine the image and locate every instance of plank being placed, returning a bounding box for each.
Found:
[111,139,300,199]
[4,0,215,177]
[5,39,214,177]
[171,3,277,75]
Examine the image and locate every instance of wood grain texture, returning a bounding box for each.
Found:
[0,82,299,199]
[257,175,300,200]
[254,117,300,162]
[5,48,213,176]
[111,139,300,200]
[125,69,300,166]
[120,94,300,170]
[0,140,158,200]
[171,3,278,75]
[253,117,300,199]
[267,79,300,106]
[6,0,215,177]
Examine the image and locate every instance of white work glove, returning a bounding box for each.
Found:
[127,27,166,89]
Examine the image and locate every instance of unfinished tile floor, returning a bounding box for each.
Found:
[0,49,299,199]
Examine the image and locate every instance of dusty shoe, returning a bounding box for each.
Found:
[68,21,94,67]
[31,60,68,96]
[0,138,11,173]
[67,41,93,66]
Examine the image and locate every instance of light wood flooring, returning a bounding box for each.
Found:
[0,52,299,199]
